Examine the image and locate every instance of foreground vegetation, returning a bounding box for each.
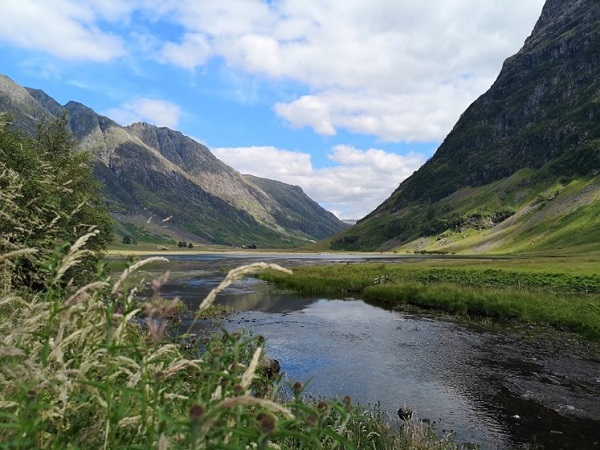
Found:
[260,258,600,340]
[0,252,477,449]
[1,117,473,448]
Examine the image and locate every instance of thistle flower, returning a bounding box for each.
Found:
[257,412,276,435]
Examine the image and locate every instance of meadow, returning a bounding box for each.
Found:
[259,257,600,340]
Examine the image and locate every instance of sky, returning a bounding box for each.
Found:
[0,0,545,219]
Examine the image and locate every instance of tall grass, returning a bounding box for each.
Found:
[0,245,473,449]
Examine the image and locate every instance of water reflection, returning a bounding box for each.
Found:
[136,253,600,449]
[223,300,508,447]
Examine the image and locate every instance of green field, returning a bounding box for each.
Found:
[260,257,600,340]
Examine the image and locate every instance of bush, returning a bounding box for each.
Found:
[0,114,113,291]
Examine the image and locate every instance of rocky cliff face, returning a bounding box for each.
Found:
[330,0,600,253]
[0,74,347,247]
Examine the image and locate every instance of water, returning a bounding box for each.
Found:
[137,253,600,449]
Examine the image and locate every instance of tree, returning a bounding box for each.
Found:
[0,114,113,291]
[122,235,132,245]
[35,115,113,252]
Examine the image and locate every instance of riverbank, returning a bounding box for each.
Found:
[3,246,482,449]
[259,257,600,340]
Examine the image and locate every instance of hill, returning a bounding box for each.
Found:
[0,75,347,248]
[330,0,600,255]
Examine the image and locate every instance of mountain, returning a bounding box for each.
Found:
[330,0,600,255]
[0,75,347,247]
[242,174,343,239]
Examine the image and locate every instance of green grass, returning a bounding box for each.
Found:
[0,250,472,449]
[260,258,600,340]
[118,221,177,246]
[330,166,600,256]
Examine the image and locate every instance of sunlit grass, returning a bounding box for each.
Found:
[260,258,600,340]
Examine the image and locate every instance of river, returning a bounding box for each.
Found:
[138,253,600,449]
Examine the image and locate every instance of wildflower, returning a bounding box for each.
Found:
[189,405,205,422]
[231,331,242,340]
[257,412,276,434]
[343,395,352,412]
[292,381,303,396]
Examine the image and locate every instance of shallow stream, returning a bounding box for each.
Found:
[139,253,600,449]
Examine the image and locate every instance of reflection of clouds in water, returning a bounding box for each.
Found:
[224,300,510,447]
[302,299,391,321]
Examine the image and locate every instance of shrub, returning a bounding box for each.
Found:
[0,114,113,291]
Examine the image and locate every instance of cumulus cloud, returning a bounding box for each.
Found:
[155,0,545,141]
[274,82,484,142]
[160,33,213,70]
[0,1,546,142]
[0,0,126,61]
[212,145,427,219]
[105,98,183,128]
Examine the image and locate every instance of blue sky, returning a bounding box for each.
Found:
[0,0,544,219]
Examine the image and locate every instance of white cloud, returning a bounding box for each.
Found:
[160,33,213,70]
[212,145,426,219]
[105,98,182,128]
[0,1,546,142]
[154,0,545,141]
[274,82,483,142]
[0,0,127,61]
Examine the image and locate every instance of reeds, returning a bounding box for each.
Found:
[0,243,470,449]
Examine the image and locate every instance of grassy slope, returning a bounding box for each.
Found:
[383,171,600,256]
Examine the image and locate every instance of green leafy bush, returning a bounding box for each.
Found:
[0,114,113,291]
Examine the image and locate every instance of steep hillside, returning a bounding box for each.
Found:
[243,175,348,240]
[0,77,52,133]
[331,0,600,254]
[0,74,347,247]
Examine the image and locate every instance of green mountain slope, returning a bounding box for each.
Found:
[330,0,600,254]
[0,75,347,247]
[243,175,348,240]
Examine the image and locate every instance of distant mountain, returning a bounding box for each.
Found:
[243,174,343,240]
[329,0,600,255]
[0,75,347,247]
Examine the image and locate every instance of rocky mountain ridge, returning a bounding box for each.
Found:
[329,0,600,254]
[0,74,347,247]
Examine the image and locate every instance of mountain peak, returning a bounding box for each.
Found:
[0,75,347,247]
[330,0,600,254]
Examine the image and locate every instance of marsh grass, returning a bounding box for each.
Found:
[0,244,472,449]
[260,261,600,340]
